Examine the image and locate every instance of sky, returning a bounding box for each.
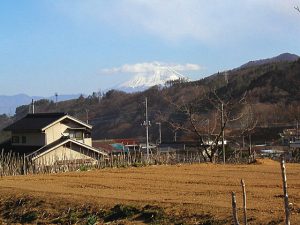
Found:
[0,0,300,96]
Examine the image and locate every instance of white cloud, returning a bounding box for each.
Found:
[101,62,203,74]
[53,0,300,43]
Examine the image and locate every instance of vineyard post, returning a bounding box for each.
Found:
[280,157,290,225]
[23,154,27,175]
[232,192,240,225]
[241,179,247,225]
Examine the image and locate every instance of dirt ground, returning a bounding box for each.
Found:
[0,159,299,224]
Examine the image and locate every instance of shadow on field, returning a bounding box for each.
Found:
[0,194,230,224]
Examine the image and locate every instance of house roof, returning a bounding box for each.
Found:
[27,137,108,159]
[4,113,92,132]
[4,113,66,132]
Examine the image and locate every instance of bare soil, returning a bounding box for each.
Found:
[0,159,299,224]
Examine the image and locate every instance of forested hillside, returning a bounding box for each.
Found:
[2,58,300,143]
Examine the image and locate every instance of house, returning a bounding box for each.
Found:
[1,113,107,164]
[279,128,300,146]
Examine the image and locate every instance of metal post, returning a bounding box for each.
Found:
[145,97,149,162]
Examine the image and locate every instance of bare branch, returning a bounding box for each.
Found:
[295,6,300,13]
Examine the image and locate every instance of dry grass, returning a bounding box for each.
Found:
[0,159,299,224]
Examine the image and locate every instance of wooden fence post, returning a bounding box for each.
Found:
[23,154,27,175]
[232,192,240,225]
[280,157,290,225]
[240,179,247,225]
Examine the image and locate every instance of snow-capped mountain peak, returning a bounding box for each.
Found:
[116,67,189,92]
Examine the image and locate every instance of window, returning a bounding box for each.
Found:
[75,131,83,140]
[22,136,26,144]
[84,132,91,138]
[12,136,20,143]
[69,132,75,138]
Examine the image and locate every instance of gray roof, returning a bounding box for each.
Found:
[4,113,67,132]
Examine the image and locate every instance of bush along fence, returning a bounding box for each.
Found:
[0,148,254,177]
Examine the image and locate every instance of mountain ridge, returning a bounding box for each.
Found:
[239,53,299,69]
[0,53,300,143]
[0,94,81,115]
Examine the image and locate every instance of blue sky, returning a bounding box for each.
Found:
[1,0,300,96]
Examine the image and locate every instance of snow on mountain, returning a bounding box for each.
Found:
[115,66,189,92]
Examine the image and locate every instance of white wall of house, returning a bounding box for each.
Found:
[84,138,92,146]
[34,144,95,165]
[44,119,92,146]
[44,122,69,145]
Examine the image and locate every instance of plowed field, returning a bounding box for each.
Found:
[0,159,299,224]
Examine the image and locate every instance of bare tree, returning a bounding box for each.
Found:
[160,90,247,163]
[238,103,258,159]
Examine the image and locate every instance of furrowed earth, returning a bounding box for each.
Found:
[0,159,299,224]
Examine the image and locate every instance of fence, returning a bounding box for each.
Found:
[0,148,253,177]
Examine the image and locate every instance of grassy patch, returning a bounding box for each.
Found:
[137,205,166,224]
[104,204,140,222]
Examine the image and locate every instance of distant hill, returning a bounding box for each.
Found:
[239,53,299,69]
[0,94,81,115]
[1,53,300,143]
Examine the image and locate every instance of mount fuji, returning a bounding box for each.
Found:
[115,68,190,93]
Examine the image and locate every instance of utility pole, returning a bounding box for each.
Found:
[143,97,150,162]
[86,109,89,124]
[249,133,252,156]
[156,122,162,144]
[31,99,35,114]
[297,120,299,139]
[207,119,210,142]
[221,103,225,164]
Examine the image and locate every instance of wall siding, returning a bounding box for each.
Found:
[34,144,96,165]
